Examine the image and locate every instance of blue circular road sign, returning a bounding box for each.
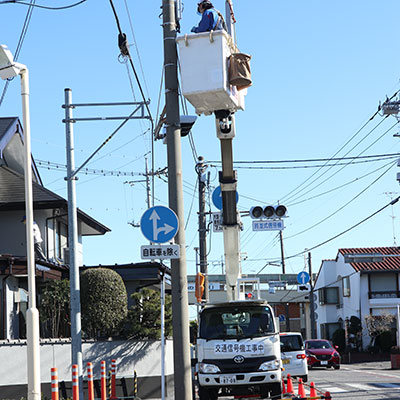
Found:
[140,206,179,244]
[212,186,239,210]
[297,271,310,285]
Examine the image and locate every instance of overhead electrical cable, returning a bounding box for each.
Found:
[211,156,398,170]
[208,152,400,165]
[0,0,35,107]
[256,195,400,274]
[287,159,396,207]
[0,0,87,9]
[279,107,393,204]
[286,119,396,205]
[285,161,396,240]
[108,0,155,204]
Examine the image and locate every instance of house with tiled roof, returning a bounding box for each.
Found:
[314,247,400,350]
[0,117,110,339]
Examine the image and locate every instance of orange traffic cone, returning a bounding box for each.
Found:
[324,391,332,400]
[309,381,317,398]
[286,374,294,395]
[281,377,286,395]
[297,378,306,398]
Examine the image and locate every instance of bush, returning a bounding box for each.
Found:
[80,268,128,338]
[376,330,393,352]
[125,287,172,340]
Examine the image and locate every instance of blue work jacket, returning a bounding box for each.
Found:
[192,8,224,33]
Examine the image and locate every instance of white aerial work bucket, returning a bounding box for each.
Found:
[176,30,246,116]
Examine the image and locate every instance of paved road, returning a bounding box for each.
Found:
[196,361,400,399]
[309,361,400,400]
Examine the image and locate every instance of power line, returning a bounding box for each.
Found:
[286,120,397,205]
[285,161,396,240]
[288,159,396,207]
[0,0,87,9]
[0,0,35,107]
[208,152,400,165]
[256,195,400,274]
[212,155,399,170]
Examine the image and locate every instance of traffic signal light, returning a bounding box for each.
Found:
[195,272,205,303]
[249,205,287,219]
[245,292,254,299]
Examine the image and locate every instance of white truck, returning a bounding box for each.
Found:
[196,300,282,399]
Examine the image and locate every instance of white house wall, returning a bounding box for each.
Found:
[337,253,361,322]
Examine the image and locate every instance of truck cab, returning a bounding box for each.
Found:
[196,300,282,399]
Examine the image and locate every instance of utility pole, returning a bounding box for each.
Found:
[279,230,286,274]
[196,156,209,300]
[162,1,192,398]
[308,251,317,339]
[64,88,84,400]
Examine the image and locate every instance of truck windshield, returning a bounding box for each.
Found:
[199,305,275,340]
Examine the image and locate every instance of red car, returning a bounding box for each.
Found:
[304,339,340,369]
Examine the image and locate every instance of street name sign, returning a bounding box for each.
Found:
[141,244,180,260]
[140,205,178,243]
[252,220,284,231]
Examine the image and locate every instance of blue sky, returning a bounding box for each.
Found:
[2,0,400,284]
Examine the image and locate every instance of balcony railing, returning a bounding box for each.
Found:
[369,290,400,299]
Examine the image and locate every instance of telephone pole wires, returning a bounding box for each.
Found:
[162,1,193,398]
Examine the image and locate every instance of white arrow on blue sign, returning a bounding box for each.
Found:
[140,206,179,244]
[297,271,310,284]
[212,186,239,210]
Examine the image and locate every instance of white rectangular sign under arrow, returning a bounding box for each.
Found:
[252,220,284,231]
[141,244,180,260]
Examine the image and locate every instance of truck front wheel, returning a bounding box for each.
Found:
[199,386,218,400]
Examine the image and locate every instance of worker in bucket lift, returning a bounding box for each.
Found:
[21,215,47,262]
[191,0,227,33]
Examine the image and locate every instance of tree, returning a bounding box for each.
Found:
[125,287,172,340]
[39,279,70,338]
[365,312,395,347]
[80,268,128,338]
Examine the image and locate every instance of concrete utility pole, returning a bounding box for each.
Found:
[162,1,192,398]
[196,156,209,300]
[308,251,317,339]
[64,88,84,400]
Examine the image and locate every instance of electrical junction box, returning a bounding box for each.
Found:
[176,30,246,116]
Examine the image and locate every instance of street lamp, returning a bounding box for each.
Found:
[0,45,41,400]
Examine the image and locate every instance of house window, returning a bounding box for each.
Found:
[320,322,341,340]
[319,287,339,305]
[342,276,350,297]
[56,221,68,260]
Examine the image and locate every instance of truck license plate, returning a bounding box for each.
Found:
[321,361,328,365]
[220,375,236,384]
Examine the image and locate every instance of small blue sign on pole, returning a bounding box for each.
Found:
[212,186,239,210]
[297,271,310,285]
[140,206,179,244]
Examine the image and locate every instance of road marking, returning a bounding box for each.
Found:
[346,383,375,392]
[342,366,400,380]
[322,386,347,393]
